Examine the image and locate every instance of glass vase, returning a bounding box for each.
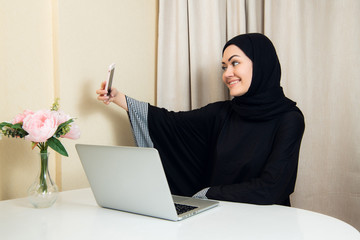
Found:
[27,151,59,208]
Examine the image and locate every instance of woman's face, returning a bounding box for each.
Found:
[222,45,253,97]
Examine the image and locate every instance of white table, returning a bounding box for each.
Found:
[0,188,359,240]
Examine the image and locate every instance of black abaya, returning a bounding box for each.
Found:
[138,33,305,206]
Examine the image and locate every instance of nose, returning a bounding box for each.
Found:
[223,66,234,78]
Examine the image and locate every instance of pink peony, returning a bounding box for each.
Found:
[54,111,80,139]
[52,110,80,140]
[62,122,80,140]
[11,110,34,124]
[53,110,70,124]
[22,110,58,143]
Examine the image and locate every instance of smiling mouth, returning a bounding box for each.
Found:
[228,79,240,86]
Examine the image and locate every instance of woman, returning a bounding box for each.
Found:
[96,33,305,206]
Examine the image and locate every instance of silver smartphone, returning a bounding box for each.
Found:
[105,63,115,96]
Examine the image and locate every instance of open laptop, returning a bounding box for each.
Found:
[75,144,219,221]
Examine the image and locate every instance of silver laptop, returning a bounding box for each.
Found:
[75,144,219,221]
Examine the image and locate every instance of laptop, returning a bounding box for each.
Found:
[75,144,219,221]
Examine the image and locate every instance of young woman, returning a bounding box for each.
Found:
[96,33,305,206]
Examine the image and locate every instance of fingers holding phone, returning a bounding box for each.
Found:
[96,81,110,104]
[96,63,115,105]
[96,63,127,111]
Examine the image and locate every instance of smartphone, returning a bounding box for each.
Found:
[105,63,115,96]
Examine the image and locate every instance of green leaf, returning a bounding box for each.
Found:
[47,137,68,157]
[55,119,74,136]
[11,123,23,129]
[17,129,28,138]
[0,122,12,129]
[0,122,28,138]
[58,119,74,129]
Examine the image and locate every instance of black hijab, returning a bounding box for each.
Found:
[223,33,299,121]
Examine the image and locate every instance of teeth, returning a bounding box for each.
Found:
[229,80,239,85]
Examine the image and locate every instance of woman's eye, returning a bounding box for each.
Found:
[221,66,227,71]
[232,61,239,67]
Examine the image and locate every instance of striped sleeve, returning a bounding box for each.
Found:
[126,96,154,148]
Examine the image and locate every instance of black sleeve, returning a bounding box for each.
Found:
[147,102,229,196]
[206,111,305,205]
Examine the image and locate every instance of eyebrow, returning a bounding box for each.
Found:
[222,55,241,64]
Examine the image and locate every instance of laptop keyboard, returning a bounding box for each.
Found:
[174,203,198,215]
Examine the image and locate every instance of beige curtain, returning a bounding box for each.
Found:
[265,0,360,231]
[157,0,360,230]
[157,0,228,110]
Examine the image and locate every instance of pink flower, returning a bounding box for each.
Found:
[52,110,80,140]
[53,110,70,124]
[63,122,80,140]
[11,110,34,124]
[22,110,58,143]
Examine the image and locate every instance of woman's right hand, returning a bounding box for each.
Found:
[96,81,128,111]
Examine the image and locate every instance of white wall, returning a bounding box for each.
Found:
[0,0,158,200]
[0,0,55,200]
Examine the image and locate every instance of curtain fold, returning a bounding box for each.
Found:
[157,0,190,110]
[187,0,228,109]
[226,0,264,38]
[158,0,229,111]
[157,0,360,230]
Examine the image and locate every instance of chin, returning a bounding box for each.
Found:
[230,91,246,97]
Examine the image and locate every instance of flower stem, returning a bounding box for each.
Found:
[39,149,48,193]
